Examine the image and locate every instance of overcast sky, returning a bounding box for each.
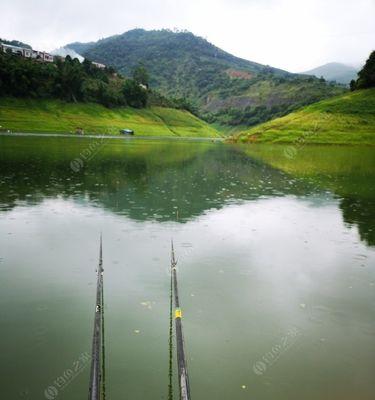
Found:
[1,0,374,72]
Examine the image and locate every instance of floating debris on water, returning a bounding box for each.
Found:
[140,301,153,310]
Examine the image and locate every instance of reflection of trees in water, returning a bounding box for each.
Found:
[339,197,375,246]
[0,146,316,221]
[0,140,204,212]
[0,141,374,247]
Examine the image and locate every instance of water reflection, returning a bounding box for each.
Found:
[1,136,375,400]
[243,144,375,246]
[1,136,374,246]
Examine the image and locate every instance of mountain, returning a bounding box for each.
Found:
[301,62,358,85]
[66,29,345,127]
[233,88,375,145]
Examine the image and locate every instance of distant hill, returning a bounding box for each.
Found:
[66,29,345,127]
[301,62,358,85]
[234,88,375,145]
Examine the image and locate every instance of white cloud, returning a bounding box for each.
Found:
[0,0,374,71]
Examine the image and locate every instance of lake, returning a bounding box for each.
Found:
[0,135,374,400]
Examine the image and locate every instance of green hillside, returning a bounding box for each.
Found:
[67,29,345,127]
[0,98,220,137]
[233,89,375,145]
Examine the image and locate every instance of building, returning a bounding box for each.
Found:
[1,43,30,57]
[0,42,54,63]
[92,61,106,70]
[30,49,54,62]
[1,42,106,67]
[31,50,54,62]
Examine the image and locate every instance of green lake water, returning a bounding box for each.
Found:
[0,135,374,400]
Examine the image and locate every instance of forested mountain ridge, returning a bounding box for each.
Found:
[67,29,346,127]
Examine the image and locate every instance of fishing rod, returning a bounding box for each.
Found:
[100,236,106,400]
[88,235,105,400]
[168,248,174,400]
[171,241,191,400]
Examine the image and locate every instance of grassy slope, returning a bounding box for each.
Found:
[234,89,375,145]
[0,98,220,137]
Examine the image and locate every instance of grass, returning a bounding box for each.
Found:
[233,89,375,145]
[0,97,221,138]
[210,122,247,136]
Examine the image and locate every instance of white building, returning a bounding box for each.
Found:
[92,61,106,69]
[31,50,54,62]
[1,42,54,63]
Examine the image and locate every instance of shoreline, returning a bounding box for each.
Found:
[0,131,224,142]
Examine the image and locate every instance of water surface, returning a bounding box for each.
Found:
[0,136,374,400]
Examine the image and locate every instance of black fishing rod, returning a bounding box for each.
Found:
[171,241,191,400]
[168,249,174,400]
[101,288,106,399]
[88,235,105,400]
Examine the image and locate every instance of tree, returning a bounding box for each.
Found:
[0,48,151,108]
[123,79,148,108]
[132,64,149,87]
[82,58,93,74]
[355,51,375,89]
[55,56,85,101]
[350,79,356,91]
[106,66,116,75]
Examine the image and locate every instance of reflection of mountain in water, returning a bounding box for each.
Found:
[95,147,321,221]
[0,140,312,217]
[0,136,374,246]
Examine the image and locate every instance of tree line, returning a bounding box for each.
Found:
[0,51,149,108]
[350,51,375,91]
[0,50,198,113]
